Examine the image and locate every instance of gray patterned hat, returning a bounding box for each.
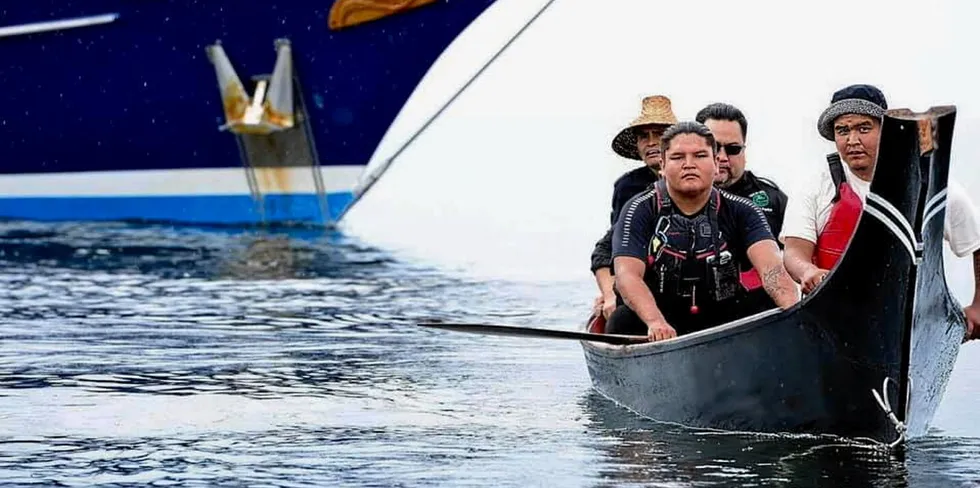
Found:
[817,84,888,141]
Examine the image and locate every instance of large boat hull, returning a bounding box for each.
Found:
[0,166,360,225]
[0,1,497,226]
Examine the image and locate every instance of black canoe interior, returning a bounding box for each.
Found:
[581,106,965,441]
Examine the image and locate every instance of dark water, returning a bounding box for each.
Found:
[0,222,978,487]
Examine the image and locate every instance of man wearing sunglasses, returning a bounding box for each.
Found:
[780,84,980,341]
[590,95,678,321]
[695,103,788,240]
[696,103,789,317]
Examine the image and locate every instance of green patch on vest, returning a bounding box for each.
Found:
[750,190,770,208]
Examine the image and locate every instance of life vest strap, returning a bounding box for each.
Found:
[827,152,846,203]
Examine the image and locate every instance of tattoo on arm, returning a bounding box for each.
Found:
[762,265,792,299]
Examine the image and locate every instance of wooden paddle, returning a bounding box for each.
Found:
[417,321,649,345]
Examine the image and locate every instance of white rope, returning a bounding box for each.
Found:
[871,377,907,449]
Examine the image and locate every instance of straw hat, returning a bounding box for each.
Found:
[611,95,679,160]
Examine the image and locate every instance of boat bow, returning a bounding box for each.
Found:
[581,106,964,445]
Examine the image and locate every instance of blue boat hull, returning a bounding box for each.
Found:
[0,193,353,226]
[0,0,496,225]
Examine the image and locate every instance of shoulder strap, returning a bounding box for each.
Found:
[827,152,846,203]
[707,188,723,265]
[653,179,671,215]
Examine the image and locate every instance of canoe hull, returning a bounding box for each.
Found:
[906,108,966,436]
[583,308,901,442]
[582,107,965,444]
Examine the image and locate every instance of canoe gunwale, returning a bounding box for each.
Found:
[579,307,786,357]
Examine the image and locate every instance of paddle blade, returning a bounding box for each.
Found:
[417,322,648,345]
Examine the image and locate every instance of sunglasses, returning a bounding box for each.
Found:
[716,143,744,156]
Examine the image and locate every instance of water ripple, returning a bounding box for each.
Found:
[0,222,977,487]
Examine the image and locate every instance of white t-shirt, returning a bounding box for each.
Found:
[779,163,980,258]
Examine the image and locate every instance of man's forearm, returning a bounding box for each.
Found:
[783,241,819,283]
[616,273,665,325]
[594,267,615,298]
[761,264,800,309]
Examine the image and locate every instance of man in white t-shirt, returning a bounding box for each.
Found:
[779,84,980,341]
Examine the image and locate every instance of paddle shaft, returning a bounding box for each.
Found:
[417,322,649,345]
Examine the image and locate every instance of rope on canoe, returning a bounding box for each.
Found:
[871,376,907,448]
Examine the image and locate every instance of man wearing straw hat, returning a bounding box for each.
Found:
[780,83,980,341]
[591,95,678,320]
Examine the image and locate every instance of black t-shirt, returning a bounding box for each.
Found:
[722,171,787,315]
[611,187,776,333]
[610,166,660,225]
[613,189,774,265]
[592,169,785,273]
[725,170,788,244]
[590,166,659,273]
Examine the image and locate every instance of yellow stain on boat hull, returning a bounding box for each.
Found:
[328,0,438,31]
[255,166,293,194]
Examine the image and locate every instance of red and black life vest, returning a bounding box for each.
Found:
[813,153,863,270]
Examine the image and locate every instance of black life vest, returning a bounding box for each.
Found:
[644,180,741,318]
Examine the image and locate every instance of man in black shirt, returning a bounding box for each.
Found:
[695,103,787,239]
[590,95,678,320]
[609,122,798,341]
[696,103,789,316]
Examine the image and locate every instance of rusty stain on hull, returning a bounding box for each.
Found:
[917,119,934,155]
[254,166,293,194]
[222,84,249,123]
[263,105,295,129]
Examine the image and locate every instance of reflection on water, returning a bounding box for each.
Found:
[0,221,395,280]
[581,392,915,488]
[0,221,978,487]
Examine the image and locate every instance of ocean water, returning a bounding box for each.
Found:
[0,221,978,487]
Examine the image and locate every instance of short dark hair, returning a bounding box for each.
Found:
[695,102,748,140]
[660,121,717,155]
